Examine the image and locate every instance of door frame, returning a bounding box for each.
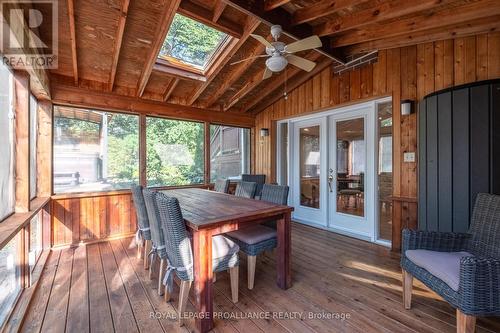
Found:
[276,96,392,245]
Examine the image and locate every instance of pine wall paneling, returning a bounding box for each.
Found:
[254,33,500,250]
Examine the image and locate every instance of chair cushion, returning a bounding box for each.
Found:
[226,225,277,245]
[405,250,473,291]
[212,235,239,259]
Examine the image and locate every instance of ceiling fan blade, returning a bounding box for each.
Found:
[286,54,317,72]
[250,34,273,48]
[263,67,272,80]
[284,35,322,53]
[230,54,268,65]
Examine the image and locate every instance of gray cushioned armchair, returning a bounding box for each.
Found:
[401,193,500,333]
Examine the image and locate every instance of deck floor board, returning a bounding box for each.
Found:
[20,223,500,333]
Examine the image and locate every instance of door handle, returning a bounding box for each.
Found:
[328,175,334,192]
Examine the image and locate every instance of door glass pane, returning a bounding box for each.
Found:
[279,123,288,185]
[336,118,365,217]
[300,126,320,208]
[377,102,393,241]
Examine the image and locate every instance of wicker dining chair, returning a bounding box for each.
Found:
[131,185,152,268]
[154,191,240,325]
[234,181,257,199]
[241,174,266,199]
[214,179,230,193]
[401,193,500,333]
[226,184,289,289]
[142,188,170,296]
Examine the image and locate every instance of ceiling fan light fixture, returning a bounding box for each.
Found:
[266,55,288,72]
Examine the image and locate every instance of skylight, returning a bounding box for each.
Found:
[158,14,229,71]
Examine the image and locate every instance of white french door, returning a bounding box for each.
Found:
[327,107,375,240]
[287,100,381,242]
[291,117,328,226]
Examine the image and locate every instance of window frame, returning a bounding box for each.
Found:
[52,106,141,195]
[145,115,206,188]
[156,14,234,78]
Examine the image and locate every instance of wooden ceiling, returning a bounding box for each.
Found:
[38,0,500,115]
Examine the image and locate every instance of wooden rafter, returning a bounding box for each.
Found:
[241,51,322,112]
[212,0,227,22]
[108,0,130,92]
[343,15,500,55]
[224,0,345,64]
[202,33,272,108]
[187,17,260,105]
[67,0,78,85]
[52,83,255,127]
[314,0,456,37]
[332,0,500,48]
[250,57,332,114]
[163,78,179,102]
[264,0,291,11]
[178,0,243,38]
[136,0,181,97]
[224,66,267,111]
[291,0,368,26]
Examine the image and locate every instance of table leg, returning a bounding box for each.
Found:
[276,212,292,289]
[192,229,213,333]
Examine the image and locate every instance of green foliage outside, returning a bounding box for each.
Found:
[159,14,226,68]
[146,117,204,186]
[54,112,204,188]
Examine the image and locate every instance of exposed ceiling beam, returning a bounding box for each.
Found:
[241,51,322,111]
[213,0,227,22]
[224,66,267,111]
[136,0,181,97]
[108,0,130,92]
[52,83,255,127]
[178,0,243,38]
[67,0,78,85]
[163,78,180,102]
[332,0,500,48]
[264,0,291,11]
[202,33,271,108]
[314,0,455,37]
[224,0,345,64]
[250,57,332,114]
[291,0,368,26]
[0,1,50,99]
[343,15,500,55]
[187,17,260,105]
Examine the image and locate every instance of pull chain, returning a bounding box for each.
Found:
[283,68,288,100]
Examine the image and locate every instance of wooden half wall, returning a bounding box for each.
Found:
[51,191,137,247]
[254,32,500,250]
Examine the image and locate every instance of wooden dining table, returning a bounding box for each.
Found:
[160,188,294,333]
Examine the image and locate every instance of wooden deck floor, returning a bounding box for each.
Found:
[20,223,500,333]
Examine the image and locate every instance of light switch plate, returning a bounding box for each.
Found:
[404,152,416,163]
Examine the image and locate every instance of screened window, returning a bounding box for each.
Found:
[210,125,250,182]
[0,235,21,324]
[146,117,204,186]
[0,61,15,221]
[30,94,38,199]
[29,212,42,272]
[159,14,229,70]
[53,106,139,193]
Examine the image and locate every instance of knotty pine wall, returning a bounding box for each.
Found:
[254,33,500,250]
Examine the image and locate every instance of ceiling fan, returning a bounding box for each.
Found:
[231,25,322,80]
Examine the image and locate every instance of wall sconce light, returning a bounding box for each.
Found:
[401,100,413,116]
[260,128,269,137]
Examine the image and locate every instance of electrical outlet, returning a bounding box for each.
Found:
[403,152,416,163]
